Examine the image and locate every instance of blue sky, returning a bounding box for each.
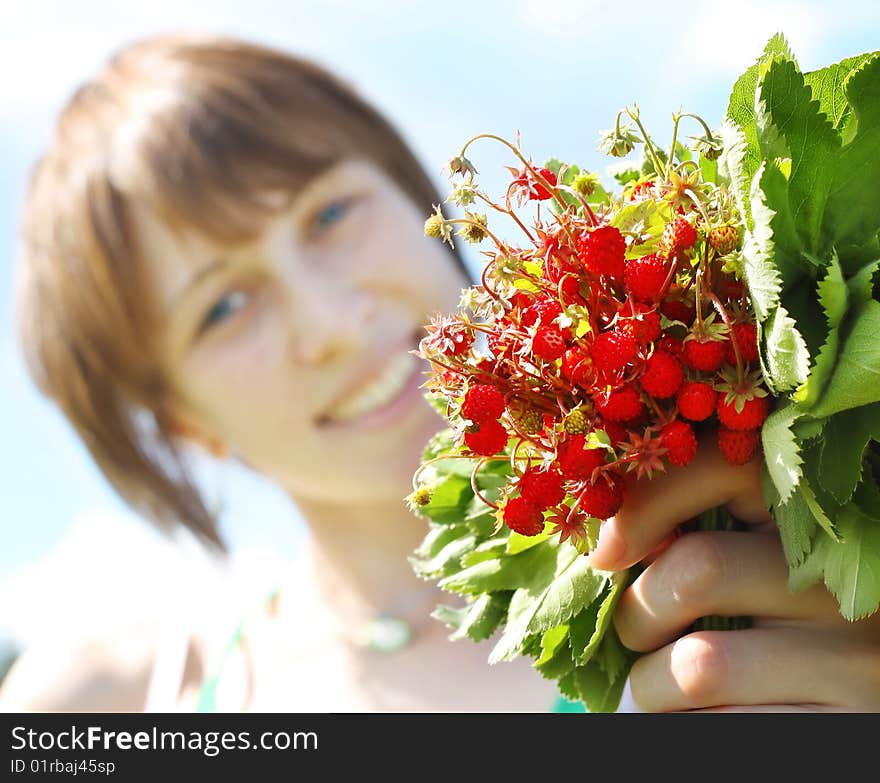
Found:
[2,0,878,591]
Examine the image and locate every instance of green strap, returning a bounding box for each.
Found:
[195,587,280,713]
[551,693,588,713]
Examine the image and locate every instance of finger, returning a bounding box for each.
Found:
[615,531,845,652]
[628,627,879,712]
[585,431,772,572]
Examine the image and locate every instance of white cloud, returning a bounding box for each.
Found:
[685,0,828,75]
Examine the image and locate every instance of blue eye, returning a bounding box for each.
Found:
[315,199,350,230]
[200,290,247,332]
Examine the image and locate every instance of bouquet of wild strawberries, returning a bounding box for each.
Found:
[408,36,880,712]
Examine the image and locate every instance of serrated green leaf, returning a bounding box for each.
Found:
[609,199,671,257]
[415,472,474,524]
[800,478,839,541]
[526,556,608,634]
[741,161,783,321]
[793,255,847,406]
[757,57,841,253]
[535,639,576,681]
[847,258,879,305]
[410,530,478,579]
[804,52,878,131]
[507,524,551,554]
[718,119,754,230]
[574,572,628,666]
[811,300,880,418]
[763,305,811,393]
[447,591,511,642]
[488,545,584,663]
[568,661,629,714]
[818,404,880,504]
[792,416,826,442]
[761,403,803,503]
[725,33,795,188]
[818,253,849,328]
[805,503,880,620]
[823,55,880,250]
[438,538,561,596]
[765,464,816,567]
[536,623,569,666]
[460,537,508,567]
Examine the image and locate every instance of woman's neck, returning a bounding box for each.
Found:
[288,494,441,627]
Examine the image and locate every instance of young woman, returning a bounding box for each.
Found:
[4,34,879,712]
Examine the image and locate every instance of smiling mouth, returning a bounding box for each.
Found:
[317,336,424,427]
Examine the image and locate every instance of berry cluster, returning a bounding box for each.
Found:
[417,127,769,546]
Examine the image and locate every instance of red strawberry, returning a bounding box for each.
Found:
[576,226,626,281]
[663,217,698,255]
[503,496,545,536]
[624,253,671,302]
[464,420,508,456]
[579,476,624,520]
[461,384,505,423]
[557,435,606,481]
[522,297,563,328]
[717,395,769,431]
[598,420,628,447]
[708,224,740,255]
[660,420,698,467]
[717,427,760,465]
[640,350,684,399]
[561,347,594,388]
[591,330,638,375]
[618,304,662,344]
[519,467,565,509]
[725,322,759,365]
[683,337,726,372]
[676,381,717,421]
[533,324,568,361]
[593,384,644,422]
[529,167,557,201]
[660,299,695,325]
[657,334,684,360]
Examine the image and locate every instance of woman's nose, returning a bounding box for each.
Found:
[285,273,376,367]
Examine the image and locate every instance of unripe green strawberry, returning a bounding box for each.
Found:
[708,224,740,255]
[564,409,590,434]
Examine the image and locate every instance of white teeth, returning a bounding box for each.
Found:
[329,352,418,422]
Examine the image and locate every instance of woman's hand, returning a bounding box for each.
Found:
[585,435,880,712]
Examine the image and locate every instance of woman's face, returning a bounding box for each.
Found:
[138,158,469,503]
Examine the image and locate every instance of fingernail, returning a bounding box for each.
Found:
[585,523,626,571]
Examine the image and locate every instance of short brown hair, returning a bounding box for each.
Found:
[15,33,464,552]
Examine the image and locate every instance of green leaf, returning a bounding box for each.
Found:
[535,638,576,681]
[794,254,847,407]
[823,55,880,249]
[761,403,803,503]
[526,557,608,634]
[574,572,628,666]
[757,57,841,253]
[741,161,783,321]
[818,404,880,504]
[847,258,879,305]
[438,539,561,596]
[507,524,551,554]
[609,199,672,257]
[411,524,478,579]
[804,52,879,131]
[568,661,630,714]
[763,305,811,393]
[460,537,508,567]
[416,472,474,524]
[446,592,511,642]
[811,300,880,418]
[804,503,880,620]
[764,464,816,567]
[725,33,795,188]
[536,623,569,666]
[488,545,587,663]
